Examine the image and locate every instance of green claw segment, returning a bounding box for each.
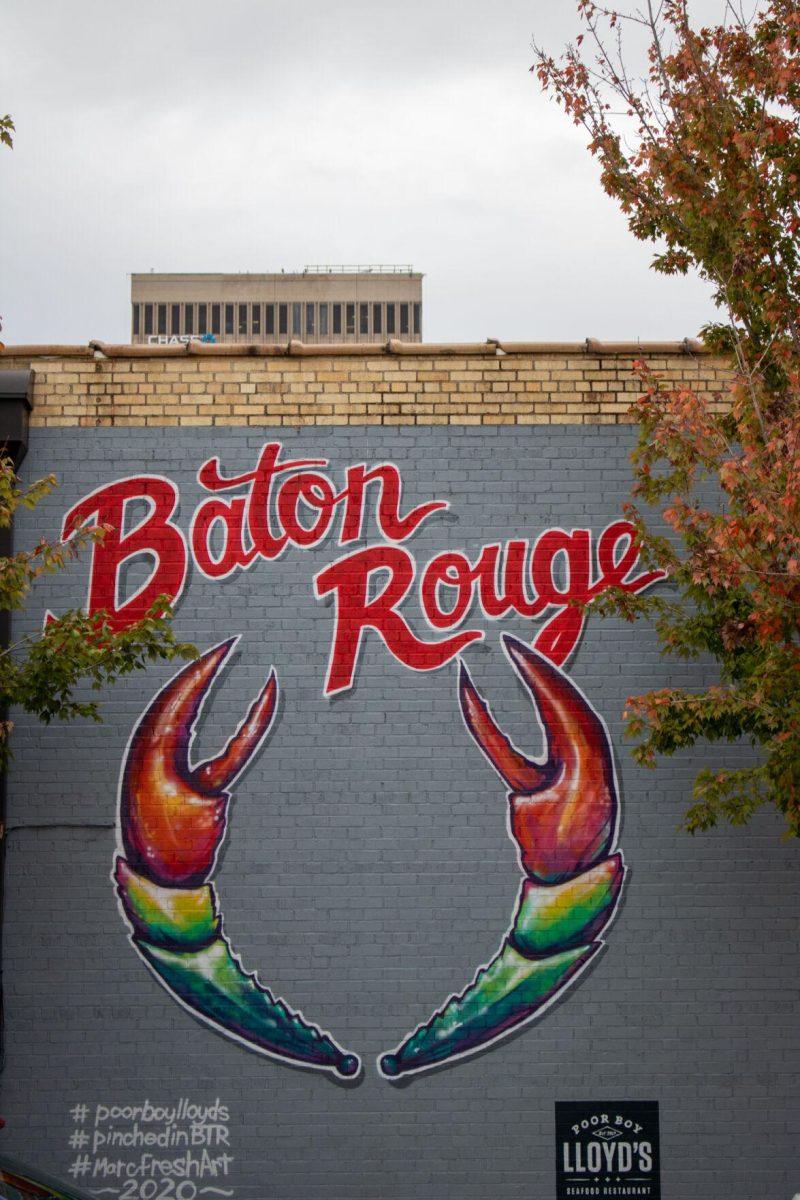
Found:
[136,934,358,1077]
[380,941,596,1077]
[380,642,627,1080]
[114,647,361,1079]
[510,854,623,958]
[115,857,219,949]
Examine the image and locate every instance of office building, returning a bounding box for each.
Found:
[130,267,423,345]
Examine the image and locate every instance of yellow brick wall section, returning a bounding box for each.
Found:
[0,352,734,427]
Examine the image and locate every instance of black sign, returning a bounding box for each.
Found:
[555,1101,661,1199]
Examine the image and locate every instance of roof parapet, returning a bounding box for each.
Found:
[0,338,710,361]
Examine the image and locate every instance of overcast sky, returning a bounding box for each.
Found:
[1,0,723,345]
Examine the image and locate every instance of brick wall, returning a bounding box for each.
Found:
[0,341,731,427]
[0,346,794,1200]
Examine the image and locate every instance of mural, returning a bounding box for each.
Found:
[113,637,361,1079]
[379,634,625,1079]
[114,629,622,1081]
[56,442,664,693]
[88,445,652,1080]
[2,428,794,1198]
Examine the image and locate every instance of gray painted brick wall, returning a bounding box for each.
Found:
[0,427,797,1200]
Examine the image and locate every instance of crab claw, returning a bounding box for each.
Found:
[120,639,278,888]
[459,634,617,883]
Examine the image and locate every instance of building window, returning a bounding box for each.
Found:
[225,304,234,335]
[386,304,395,335]
[413,302,421,336]
[157,304,167,335]
[171,304,180,335]
[212,304,221,335]
[346,303,355,335]
[252,304,261,335]
[266,305,275,335]
[319,304,328,337]
[373,303,382,335]
[279,304,288,335]
[359,303,369,336]
[400,303,409,335]
[333,304,342,335]
[198,304,208,335]
[132,305,140,337]
[292,303,301,336]
[238,304,248,336]
[306,303,314,335]
[144,305,153,335]
[184,304,194,335]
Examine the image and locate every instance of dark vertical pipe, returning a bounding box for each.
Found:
[0,370,32,1071]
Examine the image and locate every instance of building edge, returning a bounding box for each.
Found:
[0,340,732,429]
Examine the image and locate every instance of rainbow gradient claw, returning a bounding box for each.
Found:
[114,640,360,1079]
[379,634,625,1080]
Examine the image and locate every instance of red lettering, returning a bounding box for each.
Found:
[531,606,586,666]
[314,546,482,695]
[420,542,542,629]
[58,449,666,692]
[529,529,592,665]
[530,528,592,609]
[473,541,539,619]
[277,473,337,548]
[191,497,256,579]
[589,519,666,596]
[197,444,326,492]
[419,552,474,629]
[246,444,308,560]
[530,522,665,666]
[196,446,449,559]
[197,443,329,561]
[341,463,447,543]
[60,476,187,631]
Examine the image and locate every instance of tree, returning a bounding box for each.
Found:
[0,458,193,770]
[533,1,800,837]
[0,110,192,758]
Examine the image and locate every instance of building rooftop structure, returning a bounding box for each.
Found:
[131,268,423,347]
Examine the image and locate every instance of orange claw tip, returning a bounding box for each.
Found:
[461,636,618,884]
[457,659,550,793]
[500,634,614,777]
[502,634,617,882]
[120,641,279,889]
[194,669,277,792]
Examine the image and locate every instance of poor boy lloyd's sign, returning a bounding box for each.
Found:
[55,440,664,692]
[555,1102,661,1199]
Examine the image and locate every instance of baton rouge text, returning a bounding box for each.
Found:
[59,442,664,694]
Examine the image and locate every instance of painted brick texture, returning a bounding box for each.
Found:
[0,360,794,1200]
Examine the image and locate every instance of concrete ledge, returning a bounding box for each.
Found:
[0,344,96,359]
[495,338,706,356]
[0,338,712,360]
